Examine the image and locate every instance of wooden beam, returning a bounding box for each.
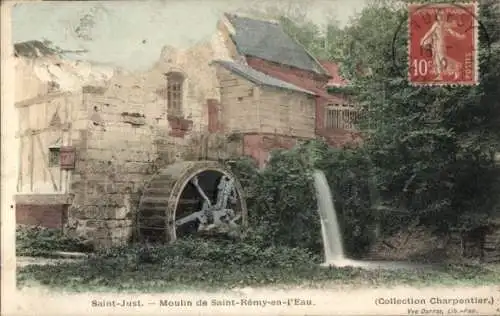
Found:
[15,92,72,109]
[59,122,63,191]
[29,134,34,192]
[17,135,23,192]
[35,134,58,191]
[16,123,72,138]
[14,193,72,205]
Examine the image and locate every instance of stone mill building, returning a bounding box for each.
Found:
[13,13,359,249]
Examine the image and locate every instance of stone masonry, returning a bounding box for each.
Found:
[63,40,247,248]
[14,14,357,249]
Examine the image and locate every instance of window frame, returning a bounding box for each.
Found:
[165,72,184,116]
[324,103,359,130]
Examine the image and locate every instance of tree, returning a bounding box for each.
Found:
[337,0,500,234]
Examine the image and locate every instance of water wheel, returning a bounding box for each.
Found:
[137,161,247,243]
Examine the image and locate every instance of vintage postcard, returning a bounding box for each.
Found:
[1,0,500,315]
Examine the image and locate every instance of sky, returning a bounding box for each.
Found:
[12,0,369,71]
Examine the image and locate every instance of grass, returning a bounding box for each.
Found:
[16,237,500,293]
[16,225,93,257]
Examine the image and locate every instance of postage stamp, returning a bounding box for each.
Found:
[408,2,479,86]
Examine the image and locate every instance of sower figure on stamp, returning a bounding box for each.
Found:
[420,8,466,80]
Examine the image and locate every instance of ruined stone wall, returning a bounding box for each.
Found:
[64,41,241,248]
[214,16,242,62]
[144,42,223,135]
[15,38,249,247]
[13,52,115,234]
[67,84,160,249]
[67,105,243,249]
[181,133,244,162]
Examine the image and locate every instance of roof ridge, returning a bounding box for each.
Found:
[280,26,330,76]
[223,12,280,25]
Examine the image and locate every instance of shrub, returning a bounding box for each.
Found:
[230,140,377,258]
[91,237,321,268]
[16,225,93,256]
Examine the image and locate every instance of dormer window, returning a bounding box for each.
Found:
[165,72,184,116]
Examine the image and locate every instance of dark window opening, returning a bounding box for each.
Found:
[49,147,60,167]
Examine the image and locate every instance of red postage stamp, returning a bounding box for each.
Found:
[408,2,478,86]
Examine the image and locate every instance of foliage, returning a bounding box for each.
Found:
[228,0,500,251]
[16,225,93,256]
[315,145,379,253]
[17,238,500,292]
[334,0,500,233]
[94,237,321,267]
[230,140,376,258]
[278,16,343,61]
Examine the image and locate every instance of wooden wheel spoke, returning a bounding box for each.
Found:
[137,162,247,243]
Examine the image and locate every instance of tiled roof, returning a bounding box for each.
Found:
[319,61,349,87]
[224,13,328,75]
[211,59,315,95]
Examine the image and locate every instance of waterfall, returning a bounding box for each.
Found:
[312,170,345,261]
[312,169,430,270]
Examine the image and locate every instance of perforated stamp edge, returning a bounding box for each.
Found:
[407,2,479,87]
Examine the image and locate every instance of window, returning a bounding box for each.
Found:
[165,72,184,115]
[48,147,60,167]
[325,104,359,130]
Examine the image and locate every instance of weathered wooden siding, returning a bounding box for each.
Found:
[258,89,315,139]
[16,92,82,194]
[214,65,316,139]
[215,66,260,133]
